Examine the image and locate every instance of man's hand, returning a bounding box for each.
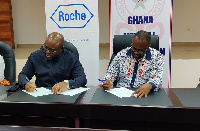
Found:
[25,82,36,92]
[132,83,152,98]
[102,79,113,90]
[51,82,68,94]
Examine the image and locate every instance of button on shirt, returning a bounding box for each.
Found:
[104,47,164,91]
[18,49,87,88]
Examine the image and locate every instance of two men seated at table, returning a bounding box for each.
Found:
[18,30,164,98]
[18,32,87,94]
[103,30,164,98]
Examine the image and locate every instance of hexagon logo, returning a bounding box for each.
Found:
[50,4,94,29]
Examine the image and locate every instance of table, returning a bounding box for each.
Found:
[2,86,200,130]
[78,87,200,130]
[0,125,119,131]
[172,88,200,107]
[0,86,12,100]
[89,87,173,106]
[0,87,88,127]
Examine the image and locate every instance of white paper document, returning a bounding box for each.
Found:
[105,87,136,98]
[22,87,89,97]
[60,87,89,96]
[22,87,51,97]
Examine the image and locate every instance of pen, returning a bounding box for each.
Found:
[98,79,106,87]
[98,79,106,83]
[26,77,37,91]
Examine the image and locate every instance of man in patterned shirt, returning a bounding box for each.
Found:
[103,30,164,98]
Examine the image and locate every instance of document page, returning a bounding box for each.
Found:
[22,87,89,97]
[22,87,51,97]
[105,87,136,98]
[60,87,89,96]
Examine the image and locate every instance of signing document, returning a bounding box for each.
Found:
[105,87,136,98]
[22,87,89,97]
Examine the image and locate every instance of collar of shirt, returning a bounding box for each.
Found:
[126,47,152,61]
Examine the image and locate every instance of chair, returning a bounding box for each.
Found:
[109,34,159,65]
[196,83,200,88]
[0,41,16,85]
[63,41,79,58]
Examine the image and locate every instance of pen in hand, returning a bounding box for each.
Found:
[98,79,106,83]
[25,77,37,91]
[98,79,113,90]
[98,79,106,87]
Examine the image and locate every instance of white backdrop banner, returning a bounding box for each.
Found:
[110,0,172,88]
[45,0,99,86]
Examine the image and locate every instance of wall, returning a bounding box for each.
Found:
[171,0,200,88]
[11,0,110,45]
[11,0,46,45]
[171,59,200,88]
[172,0,200,42]
[11,0,200,88]
[12,0,200,44]
[99,0,109,44]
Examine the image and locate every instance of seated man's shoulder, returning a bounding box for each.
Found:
[28,49,44,59]
[149,47,164,59]
[116,47,130,56]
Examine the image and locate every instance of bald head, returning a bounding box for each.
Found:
[45,32,64,47]
[44,32,64,60]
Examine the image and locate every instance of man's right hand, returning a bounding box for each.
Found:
[102,79,113,90]
[25,82,36,92]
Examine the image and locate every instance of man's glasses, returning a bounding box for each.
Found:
[43,44,63,53]
[43,44,57,53]
[131,46,148,54]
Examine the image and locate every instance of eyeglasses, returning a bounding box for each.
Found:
[43,44,57,53]
[43,44,63,53]
[131,46,148,54]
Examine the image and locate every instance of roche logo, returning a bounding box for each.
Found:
[50,4,94,29]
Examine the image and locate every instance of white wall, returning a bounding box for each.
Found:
[11,0,110,45]
[171,59,200,88]
[172,0,200,42]
[12,0,200,44]
[11,0,46,44]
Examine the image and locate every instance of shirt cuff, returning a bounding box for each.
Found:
[148,82,156,90]
[64,80,69,89]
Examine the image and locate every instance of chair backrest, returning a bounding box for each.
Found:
[0,41,16,85]
[63,41,79,58]
[196,83,200,88]
[113,34,159,54]
[109,35,159,65]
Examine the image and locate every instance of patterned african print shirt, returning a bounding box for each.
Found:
[104,47,164,91]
